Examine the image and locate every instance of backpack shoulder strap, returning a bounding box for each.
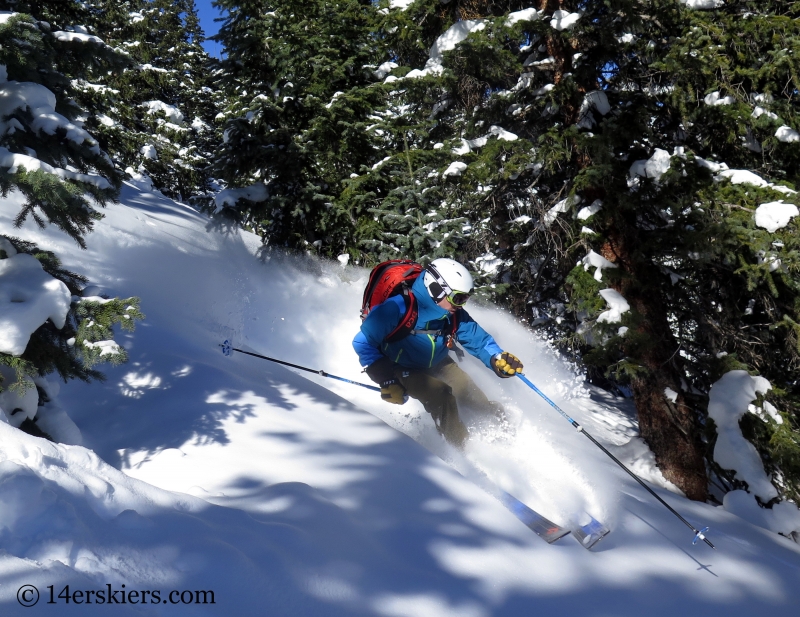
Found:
[385,289,418,343]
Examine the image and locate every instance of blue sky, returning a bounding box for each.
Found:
[194,0,225,58]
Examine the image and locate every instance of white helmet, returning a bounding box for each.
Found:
[423,258,474,306]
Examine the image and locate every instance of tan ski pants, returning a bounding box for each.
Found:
[392,357,503,449]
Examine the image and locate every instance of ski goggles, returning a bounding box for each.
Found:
[446,291,471,307]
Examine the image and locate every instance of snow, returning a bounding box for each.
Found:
[629,148,672,184]
[0,81,101,154]
[708,371,777,501]
[389,0,415,9]
[718,169,769,187]
[0,251,71,356]
[697,160,796,194]
[577,91,611,129]
[96,113,116,127]
[442,161,467,177]
[753,106,778,121]
[142,100,185,125]
[214,181,269,212]
[577,199,603,220]
[755,201,799,232]
[139,64,169,73]
[430,20,485,65]
[373,62,398,80]
[543,195,580,226]
[550,10,580,31]
[475,252,503,274]
[2,184,800,615]
[82,339,123,357]
[140,144,158,160]
[506,8,541,26]
[487,125,518,141]
[775,125,800,143]
[0,11,18,24]
[0,78,111,189]
[52,31,105,45]
[581,249,617,282]
[695,156,728,173]
[405,20,486,80]
[723,490,800,537]
[704,91,735,106]
[680,0,724,8]
[597,289,630,323]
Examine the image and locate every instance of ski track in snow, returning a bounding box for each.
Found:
[1,184,800,615]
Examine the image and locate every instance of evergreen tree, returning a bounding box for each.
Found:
[210,0,389,253]
[72,0,219,204]
[0,3,143,436]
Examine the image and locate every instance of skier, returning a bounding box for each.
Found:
[353,258,523,449]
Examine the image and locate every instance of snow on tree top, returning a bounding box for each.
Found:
[550,10,580,31]
[680,0,724,8]
[755,201,799,233]
[53,30,105,45]
[0,81,100,152]
[581,249,617,282]
[775,126,800,143]
[628,148,672,186]
[143,100,185,125]
[506,8,542,26]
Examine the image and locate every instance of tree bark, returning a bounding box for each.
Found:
[604,233,709,501]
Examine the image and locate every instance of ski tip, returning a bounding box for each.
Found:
[544,528,572,543]
[220,340,232,356]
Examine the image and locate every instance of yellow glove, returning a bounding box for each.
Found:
[380,379,408,405]
[492,352,523,378]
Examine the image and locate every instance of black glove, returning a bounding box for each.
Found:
[366,357,408,405]
[365,357,396,385]
[380,379,408,405]
[492,352,523,378]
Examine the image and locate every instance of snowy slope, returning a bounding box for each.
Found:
[1,183,800,616]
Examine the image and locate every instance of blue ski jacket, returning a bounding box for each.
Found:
[353,275,503,371]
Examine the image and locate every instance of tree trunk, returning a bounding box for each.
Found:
[630,368,709,501]
[604,237,709,501]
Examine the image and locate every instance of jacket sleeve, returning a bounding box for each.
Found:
[352,296,404,367]
[454,309,503,368]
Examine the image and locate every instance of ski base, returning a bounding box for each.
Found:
[497,490,571,543]
[572,516,610,549]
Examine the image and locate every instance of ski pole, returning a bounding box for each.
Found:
[220,340,380,392]
[517,373,716,549]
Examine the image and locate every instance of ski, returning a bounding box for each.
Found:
[496,489,571,543]
[572,516,611,550]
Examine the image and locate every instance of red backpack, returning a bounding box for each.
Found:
[361,259,458,345]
